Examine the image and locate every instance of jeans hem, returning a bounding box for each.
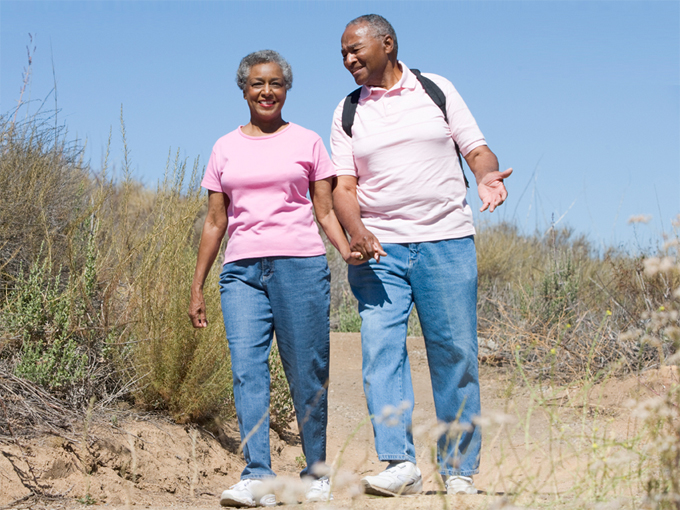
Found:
[241,474,276,480]
[378,455,417,464]
[440,469,479,477]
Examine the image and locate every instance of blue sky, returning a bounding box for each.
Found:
[1,1,678,253]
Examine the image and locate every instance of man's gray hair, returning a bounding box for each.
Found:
[236,50,293,91]
[346,14,398,57]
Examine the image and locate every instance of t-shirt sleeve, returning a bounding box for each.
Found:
[330,99,357,177]
[201,143,226,192]
[426,74,487,157]
[309,135,336,182]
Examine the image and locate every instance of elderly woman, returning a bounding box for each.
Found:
[189,50,359,507]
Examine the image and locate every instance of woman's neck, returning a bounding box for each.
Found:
[241,117,288,137]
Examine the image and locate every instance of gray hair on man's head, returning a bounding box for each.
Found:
[236,50,293,91]
[346,14,398,57]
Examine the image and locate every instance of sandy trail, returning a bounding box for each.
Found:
[2,332,664,509]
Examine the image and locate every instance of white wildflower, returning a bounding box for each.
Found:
[628,214,652,224]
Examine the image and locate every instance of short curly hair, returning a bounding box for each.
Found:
[235,50,293,91]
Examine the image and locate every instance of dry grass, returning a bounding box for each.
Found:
[0,108,234,427]
[0,72,678,509]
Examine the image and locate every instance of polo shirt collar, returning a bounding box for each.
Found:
[360,61,416,100]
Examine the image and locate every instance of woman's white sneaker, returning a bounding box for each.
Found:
[361,461,423,496]
[220,479,276,507]
[444,475,477,495]
[305,477,333,502]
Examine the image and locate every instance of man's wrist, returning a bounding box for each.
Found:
[347,227,366,240]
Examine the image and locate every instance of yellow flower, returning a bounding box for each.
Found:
[659,306,665,311]
[550,348,556,355]
[606,310,612,316]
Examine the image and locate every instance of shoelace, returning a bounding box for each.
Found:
[231,479,255,490]
[386,462,410,473]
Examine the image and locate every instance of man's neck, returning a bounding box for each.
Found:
[369,60,402,90]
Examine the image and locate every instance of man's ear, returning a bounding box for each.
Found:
[383,35,395,55]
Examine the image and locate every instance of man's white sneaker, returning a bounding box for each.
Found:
[305,477,333,502]
[444,475,477,495]
[220,479,276,507]
[361,461,423,496]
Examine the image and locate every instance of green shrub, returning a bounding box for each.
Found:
[1,237,97,400]
[335,291,362,332]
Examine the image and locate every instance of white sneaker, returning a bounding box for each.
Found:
[444,475,477,495]
[305,477,333,502]
[220,479,276,507]
[361,461,423,496]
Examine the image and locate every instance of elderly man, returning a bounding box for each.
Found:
[331,14,512,497]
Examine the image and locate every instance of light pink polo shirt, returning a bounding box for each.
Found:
[330,62,487,243]
[202,123,335,264]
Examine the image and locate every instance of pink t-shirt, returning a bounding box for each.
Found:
[330,63,487,243]
[202,123,335,264]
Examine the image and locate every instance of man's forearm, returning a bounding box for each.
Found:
[465,146,499,184]
[333,187,367,238]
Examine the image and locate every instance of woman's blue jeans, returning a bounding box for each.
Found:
[219,255,330,480]
[348,237,481,476]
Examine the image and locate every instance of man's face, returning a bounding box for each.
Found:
[341,23,392,87]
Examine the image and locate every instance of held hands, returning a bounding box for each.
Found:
[349,228,387,263]
[188,289,208,328]
[344,250,366,265]
[478,168,513,213]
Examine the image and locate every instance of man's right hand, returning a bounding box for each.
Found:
[350,227,387,263]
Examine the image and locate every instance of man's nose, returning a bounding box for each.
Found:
[344,53,356,67]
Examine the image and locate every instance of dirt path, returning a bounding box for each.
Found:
[2,332,667,509]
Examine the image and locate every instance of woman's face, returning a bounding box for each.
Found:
[244,62,287,122]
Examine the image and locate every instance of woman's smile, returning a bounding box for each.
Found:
[244,62,287,121]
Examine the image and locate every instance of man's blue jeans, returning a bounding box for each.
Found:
[348,237,481,476]
[219,255,330,480]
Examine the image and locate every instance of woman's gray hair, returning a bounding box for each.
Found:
[236,50,293,91]
[346,14,398,57]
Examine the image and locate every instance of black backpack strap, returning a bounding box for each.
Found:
[412,69,469,188]
[341,87,362,138]
[410,69,447,123]
[340,69,470,188]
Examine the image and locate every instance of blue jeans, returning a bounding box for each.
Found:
[219,255,331,479]
[348,237,481,476]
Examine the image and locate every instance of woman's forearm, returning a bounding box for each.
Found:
[189,191,229,328]
[192,220,227,291]
[317,209,352,259]
[310,178,356,261]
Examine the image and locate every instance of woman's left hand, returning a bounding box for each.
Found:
[344,250,365,265]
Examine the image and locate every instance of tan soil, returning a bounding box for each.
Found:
[1,333,675,509]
